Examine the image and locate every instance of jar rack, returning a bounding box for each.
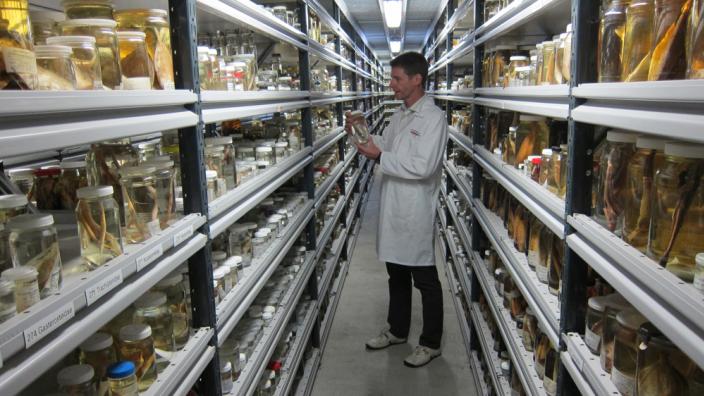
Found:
[0,0,386,395]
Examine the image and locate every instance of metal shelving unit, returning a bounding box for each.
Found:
[272,301,319,396]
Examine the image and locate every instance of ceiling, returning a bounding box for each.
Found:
[338,0,446,63]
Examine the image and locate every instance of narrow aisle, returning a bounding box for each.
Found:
[312,170,477,396]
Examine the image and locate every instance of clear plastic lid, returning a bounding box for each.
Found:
[57,364,95,386]
[46,35,96,47]
[7,213,54,231]
[116,30,146,40]
[60,18,118,28]
[80,332,114,352]
[119,323,152,341]
[34,45,73,57]
[2,266,38,282]
[664,142,704,159]
[133,291,168,309]
[0,194,28,209]
[77,185,114,199]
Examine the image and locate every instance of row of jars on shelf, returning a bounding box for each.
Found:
[313,148,341,190]
[451,109,472,137]
[484,0,518,22]
[1,2,175,90]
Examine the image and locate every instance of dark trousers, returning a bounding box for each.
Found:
[386,262,443,349]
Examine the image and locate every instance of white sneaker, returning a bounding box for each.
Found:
[403,345,441,367]
[365,328,407,350]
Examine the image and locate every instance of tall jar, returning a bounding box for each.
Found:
[205,145,227,195]
[688,0,704,79]
[80,332,117,396]
[118,165,158,243]
[8,168,34,199]
[547,234,563,296]
[62,0,114,19]
[205,137,236,190]
[635,323,691,396]
[599,0,629,82]
[133,291,174,351]
[649,143,704,282]
[536,223,553,284]
[114,9,175,90]
[142,159,176,229]
[553,35,566,85]
[118,324,157,391]
[7,214,62,298]
[562,24,573,82]
[0,194,26,272]
[622,0,654,82]
[648,0,689,81]
[61,19,122,90]
[58,160,88,209]
[228,224,253,267]
[612,309,649,396]
[346,110,370,145]
[527,215,544,269]
[594,130,638,233]
[76,186,123,269]
[507,56,529,87]
[57,364,97,396]
[0,0,38,90]
[46,35,102,89]
[86,140,140,224]
[541,40,557,85]
[35,44,78,90]
[492,45,515,87]
[535,43,545,85]
[585,293,630,355]
[513,115,550,167]
[547,145,568,197]
[116,31,151,90]
[600,298,634,373]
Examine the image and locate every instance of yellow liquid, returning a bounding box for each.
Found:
[622,0,654,82]
[688,0,704,78]
[648,0,689,81]
[599,1,628,82]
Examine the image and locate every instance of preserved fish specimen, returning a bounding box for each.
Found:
[623,0,655,81]
[599,0,629,82]
[648,0,691,81]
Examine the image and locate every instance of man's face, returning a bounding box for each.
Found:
[389,66,422,100]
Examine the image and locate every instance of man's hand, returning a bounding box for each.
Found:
[356,139,381,160]
[344,112,353,135]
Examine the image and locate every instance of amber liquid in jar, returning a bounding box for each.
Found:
[599,0,629,82]
[688,0,704,79]
[622,0,654,82]
[649,0,689,81]
[0,0,37,90]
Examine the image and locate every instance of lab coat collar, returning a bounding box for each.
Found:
[400,94,430,119]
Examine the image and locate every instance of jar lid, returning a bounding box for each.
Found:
[244,222,258,230]
[229,223,250,232]
[143,159,174,170]
[35,44,74,57]
[254,230,267,238]
[494,45,517,51]
[205,136,233,146]
[636,137,666,150]
[275,142,288,148]
[616,308,648,330]
[2,266,38,282]
[566,24,573,32]
[263,312,273,320]
[8,168,34,178]
[62,0,113,5]
[606,130,638,143]
[223,256,241,269]
[205,170,218,179]
[220,361,232,372]
[7,213,54,230]
[588,293,630,312]
[30,10,66,22]
[0,279,13,294]
[107,361,136,379]
[156,272,183,288]
[77,185,114,199]
[541,148,553,156]
[197,46,210,53]
[57,364,94,386]
[46,35,96,46]
[133,291,167,309]
[519,114,546,121]
[510,56,528,61]
[530,55,537,61]
[80,332,114,352]
[272,5,287,10]
[256,160,270,167]
[60,18,118,28]
[638,322,675,348]
[119,323,152,341]
[212,250,227,261]
[664,142,704,159]
[256,146,273,152]
[213,267,227,279]
[239,146,255,152]
[205,145,224,153]
[0,194,28,209]
[119,165,156,177]
[116,30,146,39]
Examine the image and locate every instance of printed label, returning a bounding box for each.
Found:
[584,328,601,354]
[85,271,123,306]
[2,47,37,81]
[536,264,549,283]
[136,245,164,271]
[24,303,74,348]
[173,225,193,246]
[611,366,635,396]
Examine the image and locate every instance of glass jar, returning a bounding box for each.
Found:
[544,347,559,395]
[141,159,176,230]
[536,223,553,284]
[534,328,551,379]
[600,298,634,373]
[513,115,550,168]
[133,139,161,162]
[0,194,27,225]
[197,46,211,90]
[492,45,516,87]
[252,230,268,258]
[35,44,77,90]
[562,24,573,82]
[80,332,116,396]
[61,18,122,90]
[8,168,34,198]
[0,1,38,90]
[689,0,704,79]
[86,141,139,223]
[635,323,691,396]
[57,161,88,209]
[133,291,174,351]
[62,0,114,19]
[32,166,60,210]
[118,324,158,390]
[554,35,566,84]
[621,0,654,82]
[114,8,175,90]
[228,224,253,267]
[599,0,629,82]
[75,186,123,269]
[546,146,563,196]
[649,143,704,281]
[611,309,649,395]
[522,308,538,351]
[205,170,217,202]
[594,130,638,233]
[541,41,557,85]
[585,294,630,355]
[255,146,274,166]
[7,214,62,298]
[507,56,530,87]
[274,141,289,163]
[119,165,158,243]
[205,137,236,190]
[346,110,370,145]
[223,256,240,287]
[106,361,139,396]
[205,145,227,194]
[286,120,303,151]
[152,273,189,348]
[0,279,15,323]
[31,10,60,46]
[535,43,545,85]
[213,267,229,302]
[46,35,102,89]
[484,0,501,21]
[237,146,256,161]
[220,360,234,394]
[57,364,96,396]
[1,266,38,312]
[648,0,689,81]
[116,31,151,90]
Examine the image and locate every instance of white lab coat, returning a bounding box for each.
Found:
[371,95,448,266]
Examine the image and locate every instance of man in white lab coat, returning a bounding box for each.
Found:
[350,52,448,368]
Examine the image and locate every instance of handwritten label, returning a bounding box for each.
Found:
[136,245,164,271]
[24,303,74,348]
[85,271,123,306]
[173,225,193,247]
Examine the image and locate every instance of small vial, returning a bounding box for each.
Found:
[57,364,96,396]
[1,266,39,312]
[107,361,139,396]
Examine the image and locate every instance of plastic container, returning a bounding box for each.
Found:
[133,291,174,351]
[119,165,158,243]
[152,273,190,348]
[118,324,157,390]
[61,18,121,89]
[0,1,38,90]
[47,35,102,89]
[7,214,62,298]
[141,159,177,230]
[599,0,629,82]
[116,31,151,90]
[62,0,114,19]
[585,294,630,355]
[255,146,274,166]
[106,361,139,396]
[1,266,38,312]
[205,145,227,195]
[57,364,96,396]
[0,279,15,323]
[35,44,77,90]
[346,110,370,145]
[76,186,123,268]
[594,130,638,233]
[80,332,116,395]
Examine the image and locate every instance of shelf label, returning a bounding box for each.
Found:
[136,245,164,272]
[24,303,75,348]
[85,271,123,306]
[173,225,193,247]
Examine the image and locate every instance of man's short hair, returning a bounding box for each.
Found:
[390,52,429,87]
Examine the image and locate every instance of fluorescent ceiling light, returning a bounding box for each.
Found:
[390,40,401,53]
[383,0,403,28]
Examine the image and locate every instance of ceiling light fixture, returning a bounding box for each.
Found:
[382,0,403,28]
[390,40,401,53]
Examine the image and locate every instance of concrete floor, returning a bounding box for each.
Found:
[311,170,477,396]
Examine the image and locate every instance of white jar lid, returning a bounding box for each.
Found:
[519,114,546,122]
[2,266,38,282]
[263,305,276,314]
[261,227,271,234]
[636,136,667,150]
[212,250,227,261]
[205,170,218,179]
[254,230,267,238]
[229,223,250,232]
[256,160,270,167]
[541,148,553,156]
[494,45,517,51]
[133,291,167,309]
[117,30,146,39]
[57,364,95,386]
[220,361,232,373]
[34,44,73,57]
[256,146,273,152]
[197,46,210,53]
[46,35,96,46]
[244,222,258,230]
[7,213,54,230]
[156,272,183,288]
[119,323,152,341]
[262,312,273,320]
[208,48,217,55]
[274,142,288,148]
[205,136,233,146]
[8,168,34,178]
[80,332,113,352]
[229,256,243,265]
[220,265,231,274]
[119,165,156,177]
[77,185,114,199]
[213,267,227,279]
[0,194,28,209]
[665,142,704,158]
[60,18,117,28]
[606,130,638,143]
[509,56,528,61]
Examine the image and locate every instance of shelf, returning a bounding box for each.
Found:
[469,250,546,396]
[313,128,345,156]
[448,126,473,156]
[444,161,472,206]
[200,90,310,104]
[143,327,215,396]
[474,0,571,46]
[309,41,355,73]
[473,96,569,119]
[0,213,205,364]
[201,98,310,124]
[317,227,349,298]
[566,213,704,369]
[561,333,619,396]
[468,301,513,396]
[475,84,569,99]
[469,351,492,396]
[424,0,474,59]
[314,162,344,208]
[293,348,321,396]
[443,217,472,306]
[320,256,351,350]
[573,79,704,103]
[216,203,314,344]
[474,146,565,237]
[229,250,317,396]
[472,199,561,347]
[314,200,346,263]
[310,91,342,99]
[346,211,364,260]
[445,200,474,295]
[272,301,319,396]
[433,94,474,104]
[209,148,312,238]
[310,95,357,107]
[0,233,207,395]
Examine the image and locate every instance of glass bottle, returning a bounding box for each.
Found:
[622,0,655,82]
[7,213,62,298]
[7,168,34,199]
[205,145,227,194]
[346,110,370,145]
[62,0,114,19]
[635,323,691,396]
[60,18,122,90]
[118,324,157,391]
[688,0,704,79]
[562,24,573,82]
[57,364,97,396]
[599,0,629,82]
[35,44,78,90]
[535,43,545,85]
[541,40,557,85]
[76,186,123,269]
[106,361,139,396]
[119,165,158,243]
[86,140,140,224]
[142,159,176,229]
[0,194,27,272]
[152,272,190,348]
[197,46,211,90]
[492,45,515,87]
[46,35,102,90]
[1,266,39,312]
[507,56,529,87]
[133,291,174,351]
[536,224,553,284]
[612,309,649,396]
[554,35,566,85]
[585,294,630,355]
[228,224,253,267]
[649,143,704,282]
[116,30,151,90]
[0,0,38,90]
[601,298,634,373]
[80,332,117,396]
[205,137,236,190]
[513,115,550,167]
[594,130,638,233]
[547,234,563,296]
[648,0,689,81]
